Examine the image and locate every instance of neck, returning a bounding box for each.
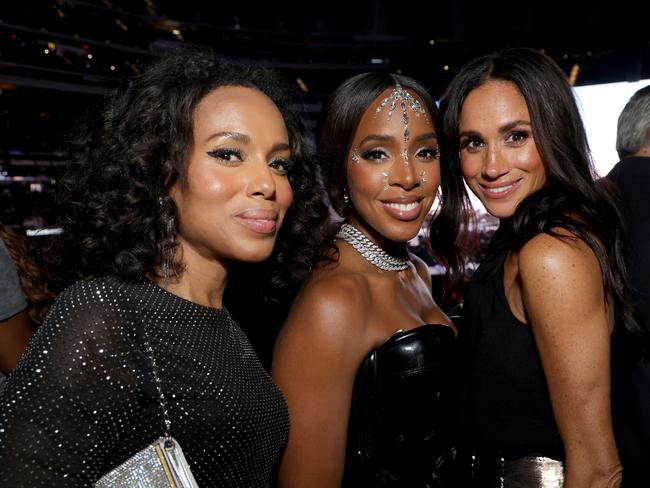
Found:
[159,239,228,308]
[632,145,650,157]
[337,222,410,272]
[347,216,408,257]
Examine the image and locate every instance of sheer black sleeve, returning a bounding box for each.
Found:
[0,280,149,487]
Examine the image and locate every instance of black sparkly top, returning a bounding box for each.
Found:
[0,276,289,487]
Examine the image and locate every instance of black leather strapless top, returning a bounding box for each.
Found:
[343,324,458,487]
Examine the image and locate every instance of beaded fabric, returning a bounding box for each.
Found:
[0,276,289,487]
[336,223,410,271]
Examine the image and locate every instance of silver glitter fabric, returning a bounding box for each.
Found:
[95,436,197,488]
[94,439,175,487]
[0,277,289,487]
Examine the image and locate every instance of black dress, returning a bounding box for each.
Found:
[343,323,457,487]
[0,276,289,487]
[456,220,564,486]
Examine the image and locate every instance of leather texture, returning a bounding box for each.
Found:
[343,323,458,487]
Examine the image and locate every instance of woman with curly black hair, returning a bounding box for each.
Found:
[0,52,326,487]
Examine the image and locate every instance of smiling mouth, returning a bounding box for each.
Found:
[234,208,279,234]
[384,201,420,212]
[480,179,521,198]
[484,183,514,194]
[381,199,423,220]
[235,216,277,234]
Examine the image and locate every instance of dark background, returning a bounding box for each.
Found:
[1,0,649,232]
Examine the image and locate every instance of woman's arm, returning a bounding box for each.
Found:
[519,232,621,487]
[0,237,34,373]
[272,274,369,488]
[0,309,34,373]
[0,281,143,487]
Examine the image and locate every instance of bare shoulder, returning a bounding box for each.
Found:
[274,267,372,361]
[517,229,602,283]
[289,268,370,328]
[516,229,606,329]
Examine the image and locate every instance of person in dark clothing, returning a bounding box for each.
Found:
[0,52,325,487]
[608,84,650,487]
[433,47,641,487]
[273,72,459,488]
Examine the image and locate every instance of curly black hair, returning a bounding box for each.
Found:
[56,51,328,296]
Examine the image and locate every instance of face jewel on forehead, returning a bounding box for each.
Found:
[374,83,428,120]
[374,81,429,167]
[410,98,426,116]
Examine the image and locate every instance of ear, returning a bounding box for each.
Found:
[167,178,182,208]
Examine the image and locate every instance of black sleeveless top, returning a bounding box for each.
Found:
[459,220,563,459]
[343,323,457,487]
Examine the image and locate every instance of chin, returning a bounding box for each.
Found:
[382,223,421,243]
[482,203,516,219]
[241,251,276,263]
[231,243,277,263]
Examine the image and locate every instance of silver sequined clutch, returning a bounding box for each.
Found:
[95,435,198,488]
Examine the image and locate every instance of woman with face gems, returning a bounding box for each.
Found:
[432,48,642,487]
[0,53,324,487]
[272,73,462,487]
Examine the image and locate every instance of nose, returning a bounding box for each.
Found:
[482,144,509,180]
[389,151,418,190]
[247,159,276,199]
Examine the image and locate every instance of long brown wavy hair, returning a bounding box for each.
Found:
[0,222,55,324]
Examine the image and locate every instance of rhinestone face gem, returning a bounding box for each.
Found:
[373,80,429,168]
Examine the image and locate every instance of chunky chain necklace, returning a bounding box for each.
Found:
[336,223,409,271]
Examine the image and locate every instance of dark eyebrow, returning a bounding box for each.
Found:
[270,142,290,154]
[358,134,395,146]
[207,133,289,153]
[459,130,481,139]
[207,131,251,144]
[459,120,531,139]
[413,132,437,143]
[498,120,531,134]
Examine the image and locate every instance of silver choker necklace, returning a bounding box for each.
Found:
[336,223,409,271]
